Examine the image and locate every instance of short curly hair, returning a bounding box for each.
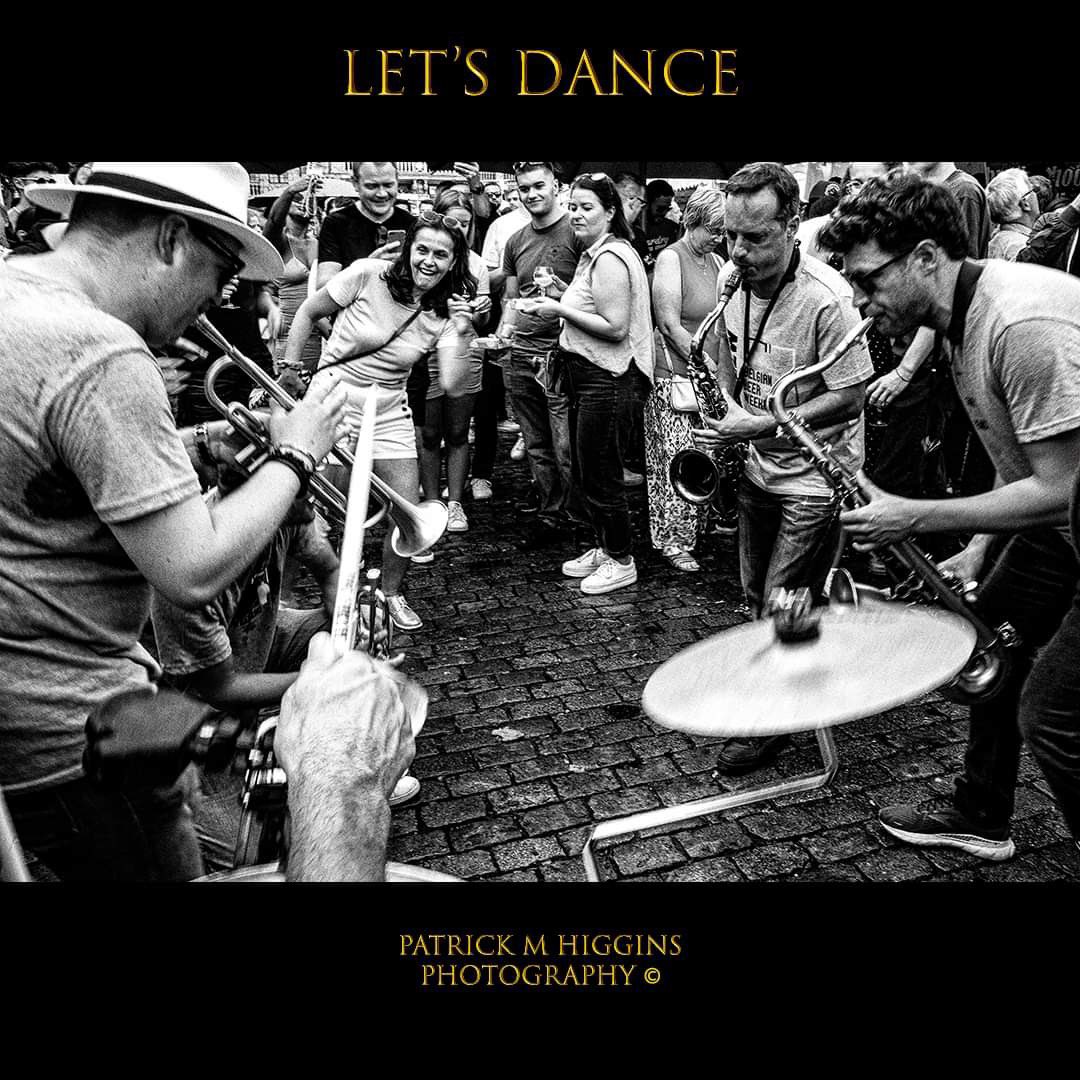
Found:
[818,171,969,260]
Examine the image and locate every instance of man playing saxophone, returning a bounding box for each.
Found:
[818,172,1080,861]
[692,162,873,775]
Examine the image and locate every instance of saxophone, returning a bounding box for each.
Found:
[768,317,1018,703]
[669,267,745,504]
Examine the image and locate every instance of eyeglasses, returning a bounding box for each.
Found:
[187,221,246,289]
[417,210,466,234]
[512,161,555,174]
[14,176,57,188]
[843,246,915,297]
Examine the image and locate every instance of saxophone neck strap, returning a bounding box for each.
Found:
[739,241,801,396]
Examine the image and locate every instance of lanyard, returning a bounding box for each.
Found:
[739,242,801,398]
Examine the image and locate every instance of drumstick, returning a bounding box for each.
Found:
[330,385,377,656]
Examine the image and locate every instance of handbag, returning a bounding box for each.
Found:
[657,335,700,413]
[535,349,568,395]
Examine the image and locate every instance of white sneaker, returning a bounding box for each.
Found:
[498,419,521,434]
[411,550,435,565]
[581,557,638,596]
[562,547,607,578]
[510,435,527,462]
[447,501,469,532]
[390,775,421,807]
[470,478,493,501]
[387,595,423,631]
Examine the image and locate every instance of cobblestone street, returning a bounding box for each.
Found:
[341,432,1079,884]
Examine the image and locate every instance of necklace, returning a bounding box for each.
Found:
[684,237,714,276]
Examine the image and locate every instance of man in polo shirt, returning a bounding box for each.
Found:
[819,170,1080,862]
[316,161,416,288]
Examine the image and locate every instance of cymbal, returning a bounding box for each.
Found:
[642,602,976,738]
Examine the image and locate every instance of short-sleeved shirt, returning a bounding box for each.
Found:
[482,207,530,271]
[946,170,991,259]
[318,204,415,270]
[0,264,201,791]
[644,218,680,271]
[951,261,1080,521]
[987,225,1030,262]
[502,213,583,356]
[722,254,874,497]
[321,260,458,390]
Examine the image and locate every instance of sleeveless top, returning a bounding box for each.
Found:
[559,235,654,380]
[654,237,721,380]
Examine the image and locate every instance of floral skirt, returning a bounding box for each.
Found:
[644,379,707,553]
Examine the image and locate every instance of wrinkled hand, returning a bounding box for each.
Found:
[470,295,492,321]
[268,369,350,463]
[276,633,415,803]
[867,369,910,409]
[220,275,240,306]
[448,294,475,332]
[453,161,481,181]
[691,389,759,446]
[839,474,920,550]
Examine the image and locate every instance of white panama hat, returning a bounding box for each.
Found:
[25,162,284,281]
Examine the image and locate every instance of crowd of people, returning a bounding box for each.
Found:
[1,158,1079,882]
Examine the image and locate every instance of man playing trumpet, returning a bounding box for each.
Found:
[819,171,1080,861]
[0,163,411,881]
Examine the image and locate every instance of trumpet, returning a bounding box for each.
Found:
[197,315,448,559]
[669,267,745,504]
[768,317,1018,703]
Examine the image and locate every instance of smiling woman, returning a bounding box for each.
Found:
[282,215,477,640]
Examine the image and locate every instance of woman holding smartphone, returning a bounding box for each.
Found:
[283,212,476,632]
[521,173,654,596]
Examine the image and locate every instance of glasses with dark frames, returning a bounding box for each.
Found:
[844,245,916,296]
[187,221,246,290]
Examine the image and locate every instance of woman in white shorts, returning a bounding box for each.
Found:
[283,212,475,631]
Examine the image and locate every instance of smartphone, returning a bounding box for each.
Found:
[388,230,407,245]
[376,226,389,246]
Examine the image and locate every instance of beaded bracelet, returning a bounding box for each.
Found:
[275,442,318,474]
[268,447,314,498]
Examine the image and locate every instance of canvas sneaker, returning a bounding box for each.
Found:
[389,775,421,807]
[387,595,423,632]
[581,557,638,596]
[470,478,493,501]
[447,501,469,532]
[562,547,608,578]
[510,435,527,461]
[498,419,521,434]
[879,801,1015,861]
[411,550,435,565]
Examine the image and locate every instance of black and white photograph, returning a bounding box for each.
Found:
[4,27,1079,1007]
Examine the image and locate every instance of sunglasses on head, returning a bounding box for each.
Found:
[417,210,466,234]
[512,161,555,174]
[573,172,613,186]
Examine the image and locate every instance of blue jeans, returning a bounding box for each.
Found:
[738,476,841,618]
[505,349,578,520]
[6,767,204,882]
[954,528,1080,837]
[565,354,635,560]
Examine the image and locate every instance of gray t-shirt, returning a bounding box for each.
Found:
[502,213,583,355]
[0,263,200,792]
[722,255,874,497]
[951,260,1080,505]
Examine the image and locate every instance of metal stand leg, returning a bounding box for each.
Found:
[1,788,32,883]
[582,727,840,882]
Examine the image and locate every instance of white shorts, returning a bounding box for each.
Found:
[335,381,417,461]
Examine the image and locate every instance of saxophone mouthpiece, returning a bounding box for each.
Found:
[721,267,743,300]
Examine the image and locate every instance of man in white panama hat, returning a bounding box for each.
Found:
[0,162,419,881]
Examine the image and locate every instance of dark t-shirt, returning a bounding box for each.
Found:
[502,214,583,355]
[644,218,680,272]
[318,204,416,269]
[945,170,991,259]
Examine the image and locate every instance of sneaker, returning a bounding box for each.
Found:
[581,557,638,595]
[510,434,527,462]
[470,478,493,500]
[715,734,793,775]
[389,774,421,807]
[622,468,645,487]
[515,489,541,516]
[447,501,469,532]
[662,545,701,572]
[411,550,435,565]
[878,802,1016,861]
[498,419,521,434]
[562,547,608,578]
[386,595,423,632]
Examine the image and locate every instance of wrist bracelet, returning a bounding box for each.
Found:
[894,369,912,383]
[275,442,318,474]
[193,423,216,468]
[269,446,314,497]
